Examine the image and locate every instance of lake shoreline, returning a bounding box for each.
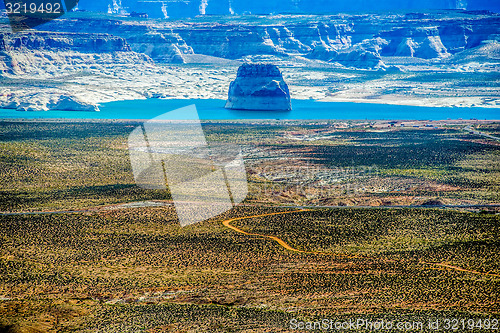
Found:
[0,99,499,121]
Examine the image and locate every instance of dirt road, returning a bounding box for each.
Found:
[222,209,500,278]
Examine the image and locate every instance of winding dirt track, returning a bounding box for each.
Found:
[223,209,321,255]
[223,209,356,258]
[420,261,500,278]
[222,209,500,278]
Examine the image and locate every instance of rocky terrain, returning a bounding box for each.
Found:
[39,11,500,64]
[0,11,499,111]
[0,29,154,111]
[225,63,291,110]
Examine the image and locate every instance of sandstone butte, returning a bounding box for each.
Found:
[225,63,292,111]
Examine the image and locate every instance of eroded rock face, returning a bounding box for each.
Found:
[0,31,153,111]
[0,31,131,53]
[381,27,451,59]
[0,31,153,75]
[41,12,500,67]
[225,63,291,111]
[42,19,193,64]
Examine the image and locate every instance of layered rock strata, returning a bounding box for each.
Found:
[225,63,292,111]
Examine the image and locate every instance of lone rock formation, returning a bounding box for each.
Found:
[225,63,292,111]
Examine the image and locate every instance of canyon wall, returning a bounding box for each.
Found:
[0,30,153,111]
[174,13,500,67]
[35,12,500,68]
[0,31,152,75]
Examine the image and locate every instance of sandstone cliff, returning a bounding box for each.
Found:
[172,12,499,67]
[0,31,152,75]
[39,12,500,68]
[42,18,194,63]
[225,63,291,111]
[0,31,152,111]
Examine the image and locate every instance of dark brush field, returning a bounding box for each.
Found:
[0,120,499,332]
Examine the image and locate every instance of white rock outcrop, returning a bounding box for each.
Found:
[1,93,100,111]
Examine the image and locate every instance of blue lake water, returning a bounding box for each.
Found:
[0,99,498,120]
